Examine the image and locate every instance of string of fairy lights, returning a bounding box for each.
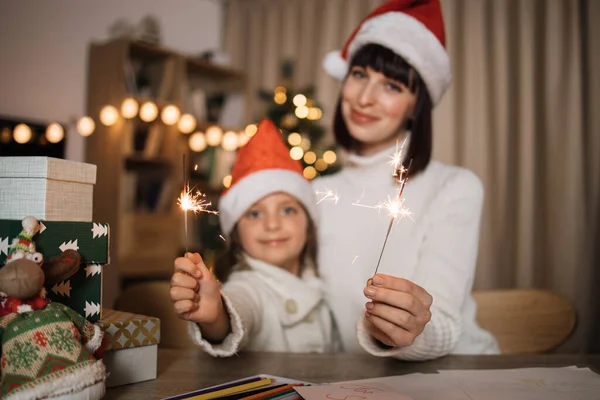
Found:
[0,121,67,145]
[3,88,338,185]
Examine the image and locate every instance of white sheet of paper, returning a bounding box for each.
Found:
[333,374,481,400]
[437,367,600,399]
[297,367,600,400]
[295,382,410,400]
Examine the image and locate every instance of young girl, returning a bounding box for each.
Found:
[314,0,499,359]
[169,118,336,356]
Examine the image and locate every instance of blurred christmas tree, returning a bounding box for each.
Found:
[256,60,340,178]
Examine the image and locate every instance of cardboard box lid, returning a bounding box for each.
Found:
[0,220,109,264]
[0,157,97,184]
[96,309,161,350]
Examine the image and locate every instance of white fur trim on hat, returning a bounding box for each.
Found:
[325,12,451,105]
[85,324,104,353]
[6,360,105,400]
[219,169,318,238]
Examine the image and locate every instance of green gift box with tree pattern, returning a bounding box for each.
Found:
[0,219,109,322]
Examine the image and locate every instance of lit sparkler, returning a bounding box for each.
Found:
[352,195,413,219]
[316,188,340,205]
[353,139,413,215]
[179,155,218,255]
[177,184,218,215]
[373,139,413,275]
[388,137,408,171]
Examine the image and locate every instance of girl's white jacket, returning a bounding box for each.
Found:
[188,255,338,356]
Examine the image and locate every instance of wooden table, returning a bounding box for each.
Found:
[105,349,600,399]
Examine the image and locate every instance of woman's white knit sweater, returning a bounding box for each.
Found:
[313,145,499,360]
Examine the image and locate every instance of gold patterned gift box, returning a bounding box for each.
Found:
[96,309,161,387]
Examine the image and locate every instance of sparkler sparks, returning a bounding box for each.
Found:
[388,137,408,173]
[389,149,402,172]
[352,195,413,220]
[380,195,414,220]
[373,139,413,275]
[177,185,218,215]
[316,188,340,205]
[352,138,413,220]
[180,155,218,255]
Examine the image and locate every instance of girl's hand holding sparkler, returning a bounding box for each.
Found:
[170,252,231,343]
[363,273,433,348]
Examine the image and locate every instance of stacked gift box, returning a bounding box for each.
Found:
[0,219,107,321]
[97,309,161,387]
[0,156,97,222]
[0,156,160,387]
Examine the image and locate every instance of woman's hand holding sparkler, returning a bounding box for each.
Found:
[363,273,433,348]
[170,253,231,343]
[359,140,434,348]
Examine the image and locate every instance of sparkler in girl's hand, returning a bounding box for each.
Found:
[179,155,218,255]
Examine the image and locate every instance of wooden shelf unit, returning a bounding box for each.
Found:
[85,38,246,307]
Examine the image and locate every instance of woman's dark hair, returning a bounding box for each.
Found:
[213,208,318,283]
[333,43,433,177]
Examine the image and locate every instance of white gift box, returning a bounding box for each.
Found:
[103,345,158,388]
[0,157,97,222]
[96,309,161,387]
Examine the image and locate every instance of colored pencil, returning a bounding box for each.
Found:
[163,376,266,400]
[214,383,289,400]
[240,384,304,400]
[187,379,273,400]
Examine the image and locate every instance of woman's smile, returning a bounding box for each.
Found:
[350,109,379,124]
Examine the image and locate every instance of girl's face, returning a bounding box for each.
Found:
[237,192,308,275]
[341,65,417,155]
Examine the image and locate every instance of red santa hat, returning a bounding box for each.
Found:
[219,119,317,237]
[323,0,451,105]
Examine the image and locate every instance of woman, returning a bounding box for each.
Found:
[314,0,499,360]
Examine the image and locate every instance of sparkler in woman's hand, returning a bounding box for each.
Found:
[373,140,413,275]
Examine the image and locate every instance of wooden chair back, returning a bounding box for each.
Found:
[472,289,576,354]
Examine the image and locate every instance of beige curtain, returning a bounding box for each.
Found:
[224,0,600,352]
[582,0,600,353]
[224,0,387,123]
[435,0,600,352]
